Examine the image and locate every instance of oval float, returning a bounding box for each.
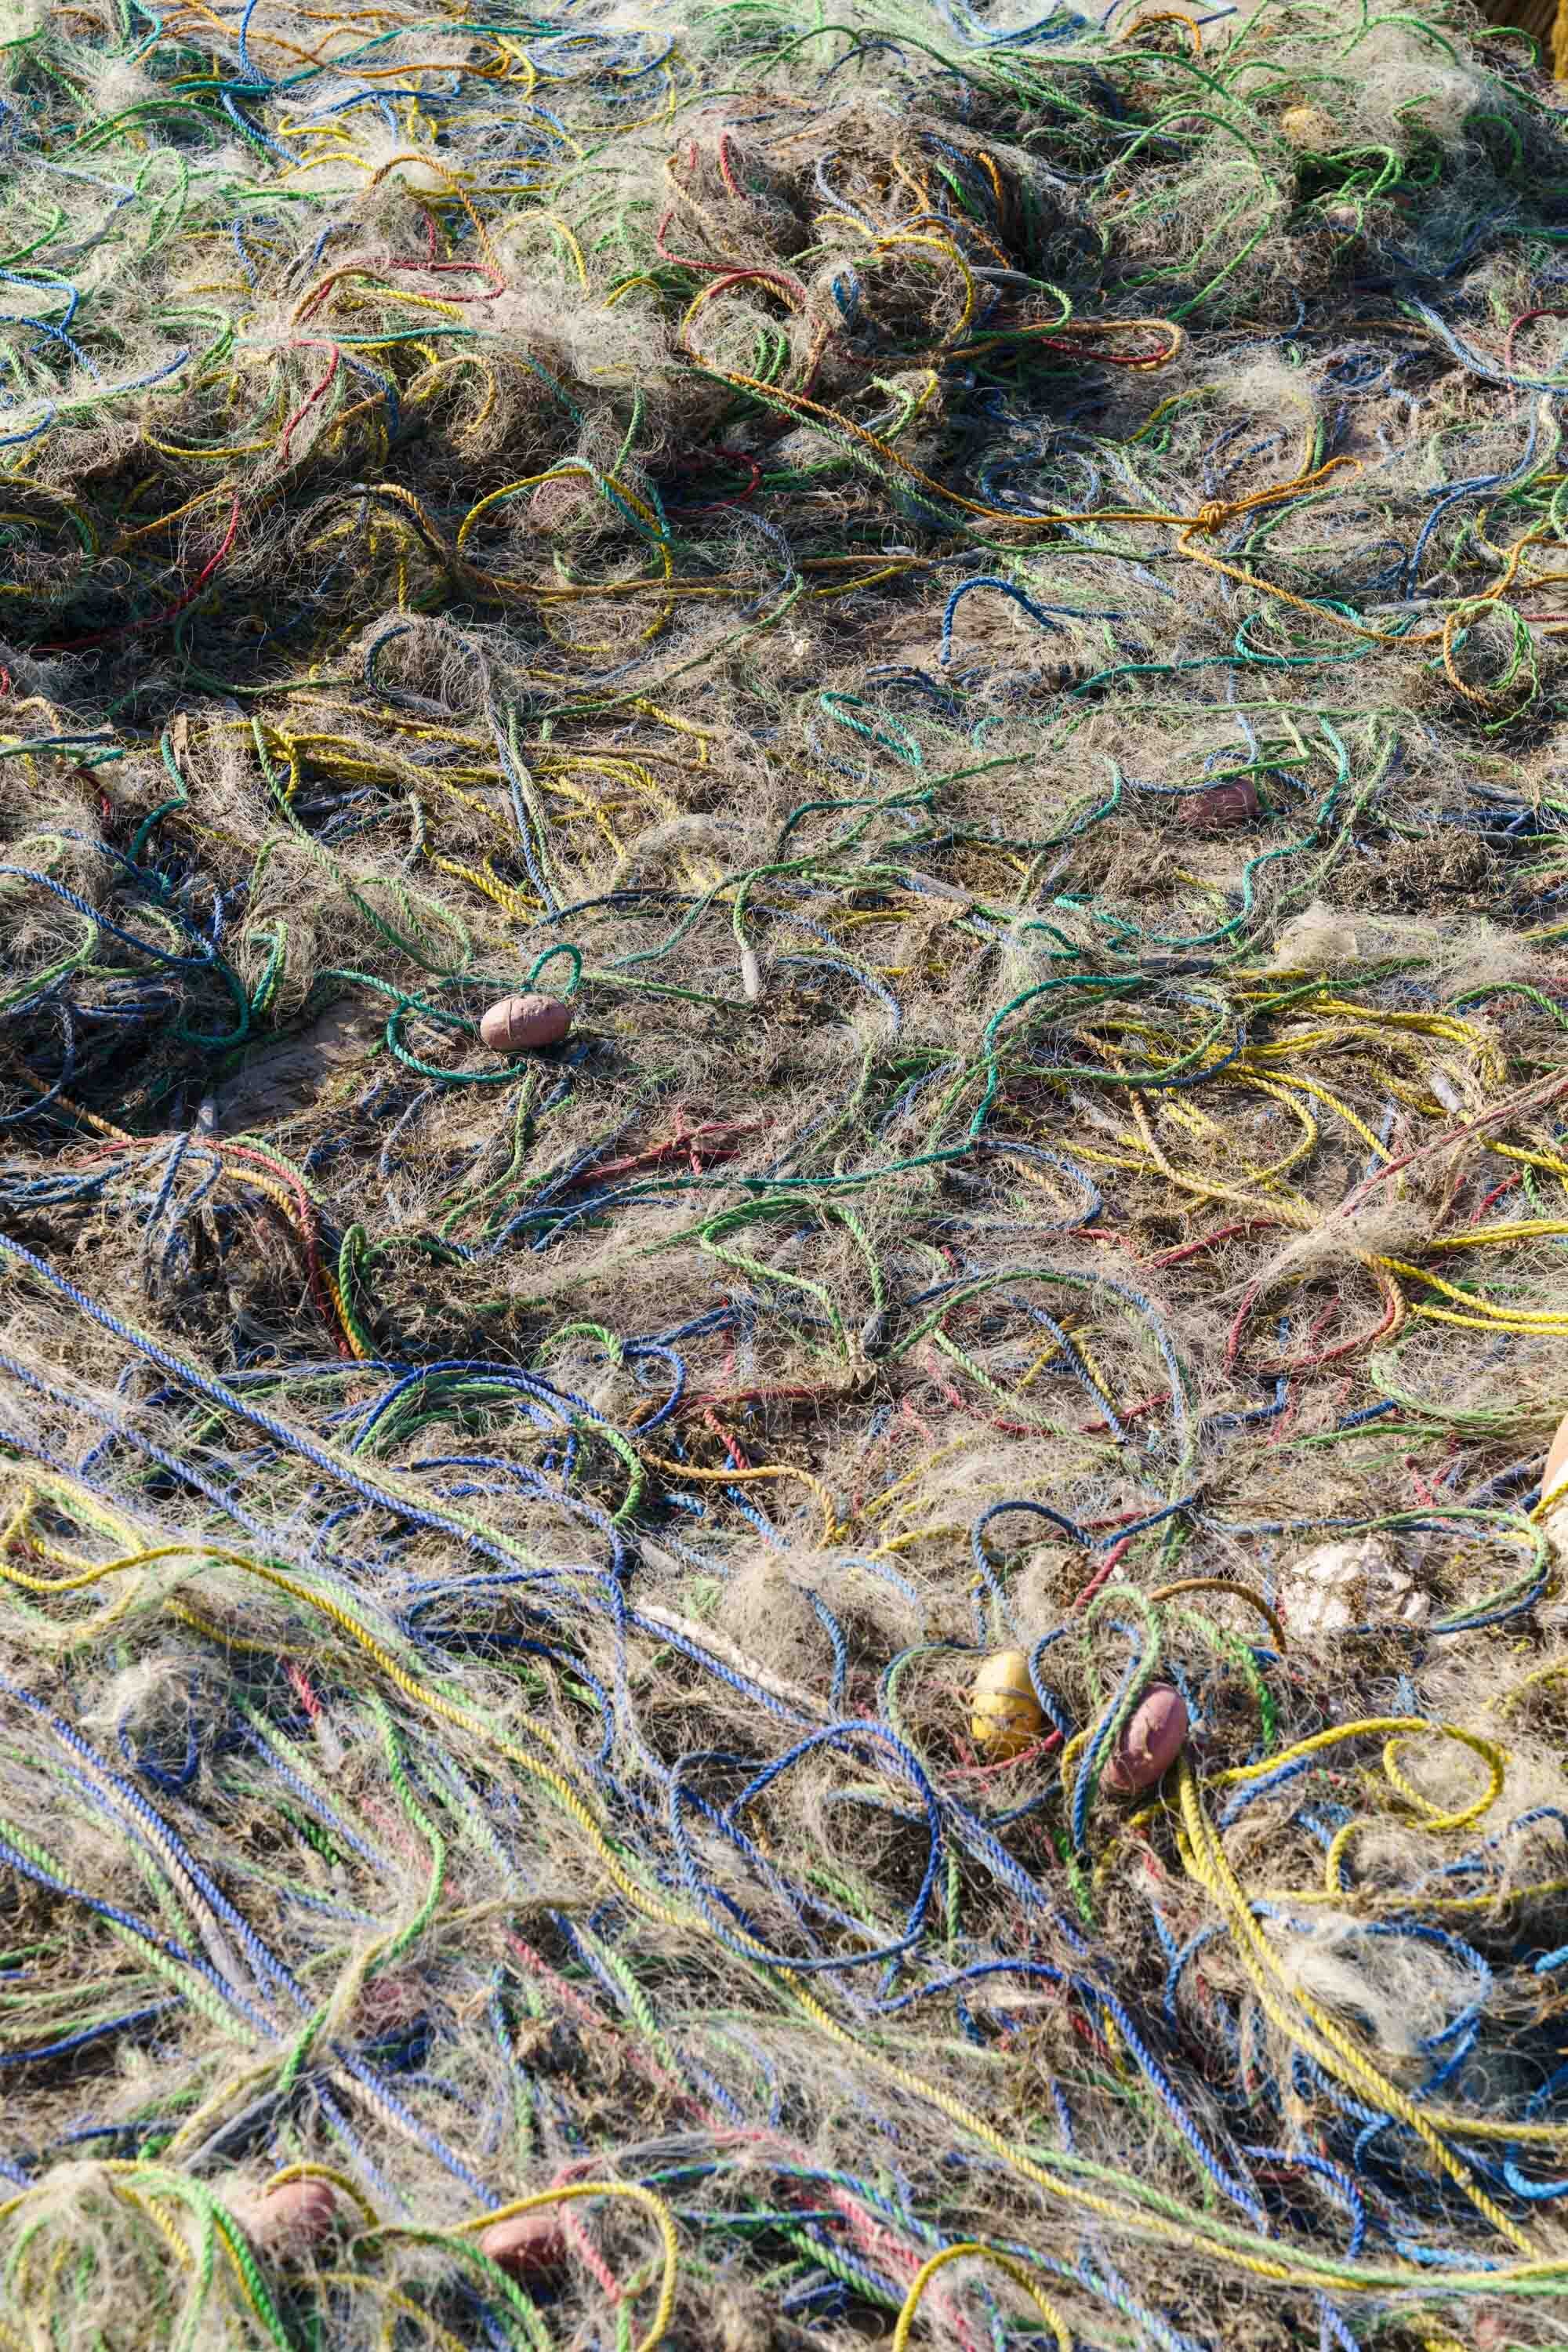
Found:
[230,2176,339,2258]
[1104,1686,1188,1795]
[1174,780,1258,833]
[479,993,572,1054]
[970,1650,1044,1762]
[1544,1409,1568,1506]
[479,2209,569,2280]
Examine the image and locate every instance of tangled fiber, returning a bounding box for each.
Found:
[10,0,1568,2346]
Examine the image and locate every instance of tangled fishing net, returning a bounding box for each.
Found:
[10,0,1568,2343]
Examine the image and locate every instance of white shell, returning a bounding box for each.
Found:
[1280,1537,1427,1633]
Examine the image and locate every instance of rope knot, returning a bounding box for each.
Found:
[1192,501,1229,535]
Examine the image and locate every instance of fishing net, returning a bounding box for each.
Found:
[5,0,1568,2346]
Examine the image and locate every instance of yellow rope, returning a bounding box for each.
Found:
[891,2244,1072,2352]
[1173,1759,1535,2251]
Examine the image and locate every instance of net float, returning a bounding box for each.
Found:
[479,993,572,1054]
[1174,779,1258,832]
[1104,1685,1188,1794]
[478,2209,569,2280]
[1544,1409,1568,1506]
[970,1649,1044,1761]
[229,2176,339,2258]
